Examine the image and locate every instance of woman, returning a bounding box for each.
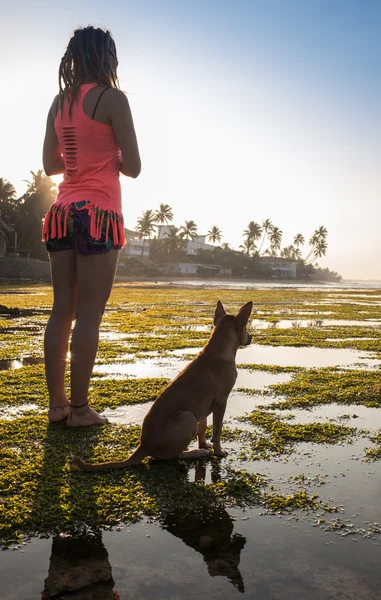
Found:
[42,26,141,426]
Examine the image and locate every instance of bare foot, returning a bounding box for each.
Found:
[48,402,70,423]
[67,405,108,427]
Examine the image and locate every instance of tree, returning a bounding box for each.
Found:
[17,170,57,259]
[239,238,255,256]
[136,209,157,256]
[179,220,198,241]
[207,225,222,244]
[304,226,328,264]
[154,204,173,239]
[164,226,187,255]
[221,242,231,251]
[242,221,262,250]
[267,226,282,256]
[259,219,273,255]
[0,178,19,222]
[312,239,328,259]
[293,233,305,248]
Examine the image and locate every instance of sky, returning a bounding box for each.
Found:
[1,0,381,279]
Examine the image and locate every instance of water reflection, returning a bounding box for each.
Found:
[0,356,45,370]
[161,464,246,593]
[43,533,118,599]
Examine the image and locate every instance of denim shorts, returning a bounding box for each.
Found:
[45,201,122,255]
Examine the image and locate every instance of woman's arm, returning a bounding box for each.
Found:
[108,89,141,178]
[42,96,65,176]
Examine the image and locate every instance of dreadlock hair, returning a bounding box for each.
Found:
[58,26,119,117]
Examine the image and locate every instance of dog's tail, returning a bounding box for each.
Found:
[71,445,148,472]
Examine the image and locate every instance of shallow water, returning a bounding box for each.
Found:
[1,516,381,600]
[1,454,381,600]
[251,318,381,329]
[2,283,381,599]
[0,356,45,371]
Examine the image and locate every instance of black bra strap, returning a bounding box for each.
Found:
[91,87,109,120]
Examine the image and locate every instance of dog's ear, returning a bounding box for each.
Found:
[235,301,253,327]
[214,300,226,325]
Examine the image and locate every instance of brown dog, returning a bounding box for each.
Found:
[72,300,253,472]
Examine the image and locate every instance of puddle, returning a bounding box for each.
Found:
[274,404,381,433]
[170,345,380,369]
[99,331,131,341]
[1,457,381,600]
[94,357,187,379]
[251,319,381,329]
[2,284,381,600]
[0,357,45,371]
[0,403,39,419]
[95,358,290,391]
[237,345,379,369]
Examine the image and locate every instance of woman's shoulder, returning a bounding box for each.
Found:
[105,88,128,106]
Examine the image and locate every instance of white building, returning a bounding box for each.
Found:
[123,228,150,260]
[259,257,297,279]
[158,226,214,255]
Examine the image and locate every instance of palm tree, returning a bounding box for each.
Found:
[312,239,328,259]
[315,226,328,240]
[0,178,18,221]
[136,209,157,256]
[179,220,198,240]
[24,170,56,200]
[280,246,292,259]
[242,221,262,249]
[154,203,173,239]
[16,170,57,259]
[239,238,254,256]
[268,226,282,255]
[221,242,231,251]
[259,219,273,255]
[304,226,328,263]
[207,225,222,244]
[163,225,187,254]
[293,233,305,248]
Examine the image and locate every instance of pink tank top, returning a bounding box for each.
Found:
[42,83,125,245]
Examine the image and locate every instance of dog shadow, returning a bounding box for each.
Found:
[40,458,246,597]
[31,423,246,597]
[141,460,247,593]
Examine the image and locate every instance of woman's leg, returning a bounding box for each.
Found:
[44,250,76,422]
[67,249,119,427]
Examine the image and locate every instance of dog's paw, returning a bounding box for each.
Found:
[213,448,228,458]
[199,442,213,450]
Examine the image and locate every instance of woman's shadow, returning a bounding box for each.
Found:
[29,421,117,598]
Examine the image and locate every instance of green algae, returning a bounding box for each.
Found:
[364,430,381,461]
[253,368,381,410]
[1,282,381,546]
[208,412,355,461]
[0,364,169,410]
[0,414,322,547]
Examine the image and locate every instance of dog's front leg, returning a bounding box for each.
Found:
[212,396,228,457]
[197,418,211,449]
